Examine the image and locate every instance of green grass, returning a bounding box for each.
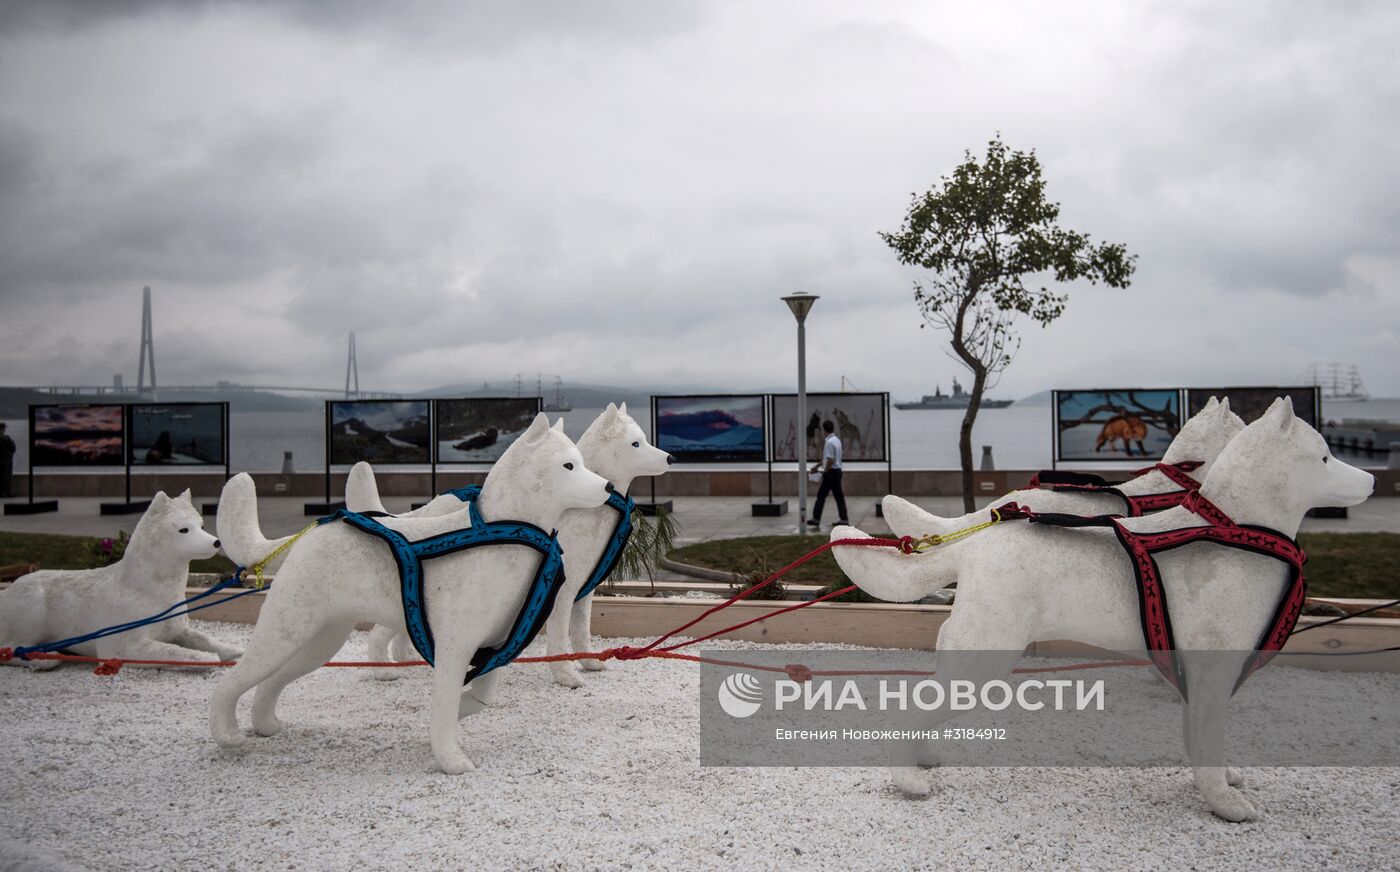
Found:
[3,528,1393,601]
[668,534,876,602]
[1297,533,1400,599]
[670,532,1400,602]
[670,535,843,585]
[0,531,237,576]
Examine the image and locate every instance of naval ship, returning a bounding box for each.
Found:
[894,377,1014,410]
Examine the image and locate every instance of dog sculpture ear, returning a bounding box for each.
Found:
[551,418,565,433]
[1218,397,1231,415]
[1277,395,1296,431]
[150,491,171,510]
[605,402,618,414]
[618,401,628,416]
[1204,396,1219,411]
[523,412,550,444]
[178,488,194,505]
[1262,396,1294,431]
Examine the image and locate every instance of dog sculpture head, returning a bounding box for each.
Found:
[1162,396,1246,480]
[576,402,673,494]
[1205,397,1373,523]
[491,413,613,518]
[132,489,221,561]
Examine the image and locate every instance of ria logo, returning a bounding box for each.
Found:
[717,672,763,718]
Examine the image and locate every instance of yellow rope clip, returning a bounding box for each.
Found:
[244,523,317,590]
[909,508,1004,553]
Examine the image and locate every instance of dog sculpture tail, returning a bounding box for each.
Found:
[344,462,389,515]
[216,473,297,572]
[829,525,957,603]
[880,495,961,541]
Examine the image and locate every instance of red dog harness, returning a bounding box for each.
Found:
[1027,460,1204,517]
[993,490,1306,699]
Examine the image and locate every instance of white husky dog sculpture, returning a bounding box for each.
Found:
[883,397,1245,540]
[830,398,1373,820]
[0,490,240,668]
[211,413,612,773]
[348,402,673,689]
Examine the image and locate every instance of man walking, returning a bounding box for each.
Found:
[0,422,15,498]
[806,419,847,529]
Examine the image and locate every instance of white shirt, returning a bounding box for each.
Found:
[822,433,843,469]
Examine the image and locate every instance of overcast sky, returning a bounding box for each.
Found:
[1,1,1397,400]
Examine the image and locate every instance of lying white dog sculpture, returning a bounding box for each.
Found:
[0,490,240,668]
[211,413,611,773]
[883,397,1245,540]
[349,402,674,689]
[830,398,1373,820]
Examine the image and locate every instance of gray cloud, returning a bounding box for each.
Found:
[0,1,703,57]
[0,0,1397,399]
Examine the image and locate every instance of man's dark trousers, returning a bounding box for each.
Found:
[812,467,847,523]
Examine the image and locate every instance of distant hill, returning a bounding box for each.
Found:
[1,380,939,420]
[415,381,803,409]
[418,382,651,409]
[0,387,318,418]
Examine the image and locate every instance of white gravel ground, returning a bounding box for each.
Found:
[2,623,1398,871]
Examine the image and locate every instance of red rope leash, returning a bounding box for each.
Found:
[0,535,1151,678]
[0,645,1153,682]
[632,536,905,656]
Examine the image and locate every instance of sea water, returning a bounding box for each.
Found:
[5,398,1396,473]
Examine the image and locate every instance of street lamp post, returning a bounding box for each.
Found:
[781,293,818,530]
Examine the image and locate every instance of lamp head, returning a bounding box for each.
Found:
[782,293,819,323]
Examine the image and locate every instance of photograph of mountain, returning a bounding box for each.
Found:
[31,404,125,466]
[328,401,431,464]
[654,395,766,463]
[435,397,541,463]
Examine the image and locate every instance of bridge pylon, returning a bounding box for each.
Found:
[345,332,360,399]
[136,286,157,400]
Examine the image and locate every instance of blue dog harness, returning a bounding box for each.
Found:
[318,500,565,683]
[443,485,635,601]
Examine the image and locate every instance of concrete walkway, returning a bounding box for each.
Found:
[3,493,1397,542]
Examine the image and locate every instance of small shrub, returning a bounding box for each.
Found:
[87,531,128,567]
[819,577,878,604]
[726,543,789,600]
[608,505,683,596]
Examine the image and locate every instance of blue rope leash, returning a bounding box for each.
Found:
[10,570,263,660]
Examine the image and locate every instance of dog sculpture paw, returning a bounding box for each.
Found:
[212,729,248,749]
[212,646,244,662]
[252,713,285,737]
[550,665,585,689]
[890,767,933,798]
[1204,787,1260,822]
[578,658,606,672]
[1226,767,1244,787]
[435,749,476,775]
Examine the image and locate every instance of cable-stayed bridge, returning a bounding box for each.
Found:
[9,290,397,399]
[12,382,399,399]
